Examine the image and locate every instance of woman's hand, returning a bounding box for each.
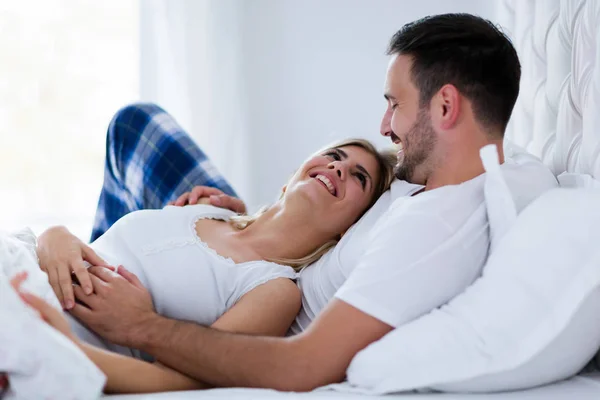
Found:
[37,226,113,310]
[10,273,206,394]
[168,186,247,214]
[10,271,76,342]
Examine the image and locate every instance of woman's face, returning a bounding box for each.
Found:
[283,145,382,237]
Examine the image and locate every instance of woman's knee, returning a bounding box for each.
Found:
[109,103,166,141]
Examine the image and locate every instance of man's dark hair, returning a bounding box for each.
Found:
[387,13,520,137]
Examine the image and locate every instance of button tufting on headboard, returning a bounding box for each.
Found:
[499,0,600,179]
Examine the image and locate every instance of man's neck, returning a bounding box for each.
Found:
[425,138,504,191]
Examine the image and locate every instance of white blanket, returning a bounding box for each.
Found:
[0,229,105,399]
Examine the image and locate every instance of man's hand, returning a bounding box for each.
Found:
[37,226,113,310]
[70,266,155,347]
[168,186,246,214]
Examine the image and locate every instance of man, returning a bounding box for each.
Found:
[39,14,557,390]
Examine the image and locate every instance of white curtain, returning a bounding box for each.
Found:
[140,0,251,202]
[140,0,496,211]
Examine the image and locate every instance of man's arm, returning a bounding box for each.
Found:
[133,299,392,391]
[72,266,388,390]
[132,210,465,390]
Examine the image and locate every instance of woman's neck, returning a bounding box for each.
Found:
[232,203,332,262]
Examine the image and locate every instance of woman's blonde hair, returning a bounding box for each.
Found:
[229,138,396,271]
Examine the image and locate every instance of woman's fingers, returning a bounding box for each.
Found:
[82,245,107,268]
[36,226,86,308]
[57,262,75,310]
[19,291,74,340]
[10,271,28,291]
[72,260,93,295]
[46,267,64,308]
[19,291,52,318]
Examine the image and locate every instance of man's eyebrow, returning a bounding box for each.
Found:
[384,93,396,101]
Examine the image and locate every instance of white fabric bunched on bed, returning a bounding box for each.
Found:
[0,230,106,400]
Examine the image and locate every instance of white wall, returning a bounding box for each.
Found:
[141,0,496,211]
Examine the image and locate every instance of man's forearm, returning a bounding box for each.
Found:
[133,314,315,391]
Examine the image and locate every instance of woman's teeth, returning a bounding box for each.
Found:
[315,174,336,196]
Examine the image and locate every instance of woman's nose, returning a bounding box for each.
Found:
[328,163,345,179]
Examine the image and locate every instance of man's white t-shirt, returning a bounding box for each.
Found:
[289,149,557,333]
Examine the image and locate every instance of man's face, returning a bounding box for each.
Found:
[380,54,437,184]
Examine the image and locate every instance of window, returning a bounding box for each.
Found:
[0,0,139,240]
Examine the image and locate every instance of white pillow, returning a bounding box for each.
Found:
[0,229,106,399]
[341,188,600,394]
[557,172,600,189]
[480,145,517,252]
[483,144,558,252]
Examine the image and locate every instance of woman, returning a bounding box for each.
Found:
[33,138,394,393]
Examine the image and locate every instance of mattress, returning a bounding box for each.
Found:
[105,373,600,400]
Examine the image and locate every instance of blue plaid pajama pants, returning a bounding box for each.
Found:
[90,103,238,241]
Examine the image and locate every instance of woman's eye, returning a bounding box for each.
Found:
[326,151,341,161]
[355,173,367,189]
[391,103,398,110]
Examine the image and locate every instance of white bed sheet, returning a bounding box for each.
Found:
[105,373,600,400]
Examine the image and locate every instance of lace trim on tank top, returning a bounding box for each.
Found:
[188,210,296,272]
[138,206,294,274]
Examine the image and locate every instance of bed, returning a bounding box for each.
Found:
[106,373,600,400]
[106,0,600,398]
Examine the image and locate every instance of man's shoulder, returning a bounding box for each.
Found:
[336,180,422,244]
[387,176,486,219]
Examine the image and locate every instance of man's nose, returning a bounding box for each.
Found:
[380,109,392,137]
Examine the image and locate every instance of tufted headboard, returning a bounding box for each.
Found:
[497,0,600,180]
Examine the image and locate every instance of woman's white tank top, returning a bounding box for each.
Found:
[69,204,296,357]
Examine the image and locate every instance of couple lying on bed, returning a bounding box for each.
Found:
[10,13,558,395]
[11,137,395,393]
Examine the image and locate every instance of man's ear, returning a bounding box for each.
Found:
[433,84,461,130]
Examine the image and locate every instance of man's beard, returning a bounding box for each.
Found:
[394,107,437,183]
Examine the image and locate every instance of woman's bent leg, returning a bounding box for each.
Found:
[90,103,237,241]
